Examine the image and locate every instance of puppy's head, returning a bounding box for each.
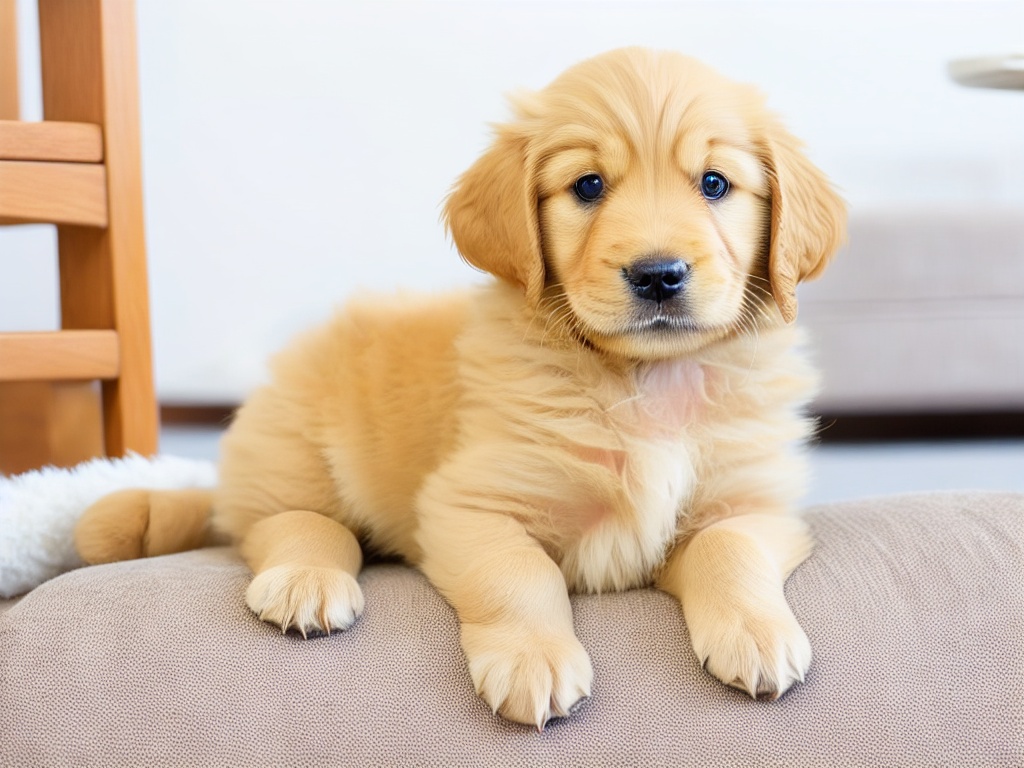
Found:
[445,48,846,360]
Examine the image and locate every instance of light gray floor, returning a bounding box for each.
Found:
[160,426,1024,508]
[803,440,1024,506]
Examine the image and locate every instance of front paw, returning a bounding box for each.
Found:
[246,565,364,637]
[461,623,593,729]
[687,599,811,700]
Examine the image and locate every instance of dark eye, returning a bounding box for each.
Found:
[700,171,730,201]
[573,173,605,203]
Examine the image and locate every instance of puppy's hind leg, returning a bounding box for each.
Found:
[75,489,216,565]
[241,510,365,637]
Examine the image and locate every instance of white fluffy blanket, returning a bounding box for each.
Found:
[0,454,217,598]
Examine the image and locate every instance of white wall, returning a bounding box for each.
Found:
[3,0,1023,402]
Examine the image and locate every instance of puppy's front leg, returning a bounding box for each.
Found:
[417,504,592,729]
[658,514,813,699]
[240,510,365,637]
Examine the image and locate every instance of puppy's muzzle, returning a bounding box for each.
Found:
[624,258,690,304]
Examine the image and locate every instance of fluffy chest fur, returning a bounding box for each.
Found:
[450,292,733,594]
[411,286,815,595]
[554,361,709,593]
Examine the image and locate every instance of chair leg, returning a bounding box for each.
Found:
[0,381,104,474]
[0,0,19,120]
[57,226,157,457]
[39,0,158,457]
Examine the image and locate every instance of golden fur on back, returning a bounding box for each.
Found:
[76,48,846,729]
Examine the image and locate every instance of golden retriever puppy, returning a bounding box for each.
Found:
[75,48,845,729]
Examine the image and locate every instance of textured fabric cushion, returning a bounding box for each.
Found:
[1,492,1021,767]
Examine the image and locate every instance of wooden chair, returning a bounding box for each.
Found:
[0,0,158,474]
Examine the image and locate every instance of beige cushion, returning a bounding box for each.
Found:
[2,492,1022,766]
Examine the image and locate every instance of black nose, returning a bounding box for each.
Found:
[624,259,689,303]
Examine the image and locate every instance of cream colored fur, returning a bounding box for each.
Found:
[75,48,846,729]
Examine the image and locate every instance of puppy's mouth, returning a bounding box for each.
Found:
[575,307,723,344]
[623,311,710,336]
[554,289,732,358]
[571,306,729,360]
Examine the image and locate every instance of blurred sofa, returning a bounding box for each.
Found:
[800,207,1024,413]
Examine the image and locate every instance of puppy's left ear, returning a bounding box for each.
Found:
[762,125,847,323]
[444,127,545,304]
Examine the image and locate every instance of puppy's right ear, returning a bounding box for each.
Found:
[444,127,545,304]
[761,123,847,324]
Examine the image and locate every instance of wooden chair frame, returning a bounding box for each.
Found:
[0,0,158,467]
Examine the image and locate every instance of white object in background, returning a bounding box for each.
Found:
[0,453,217,598]
[949,54,1024,90]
